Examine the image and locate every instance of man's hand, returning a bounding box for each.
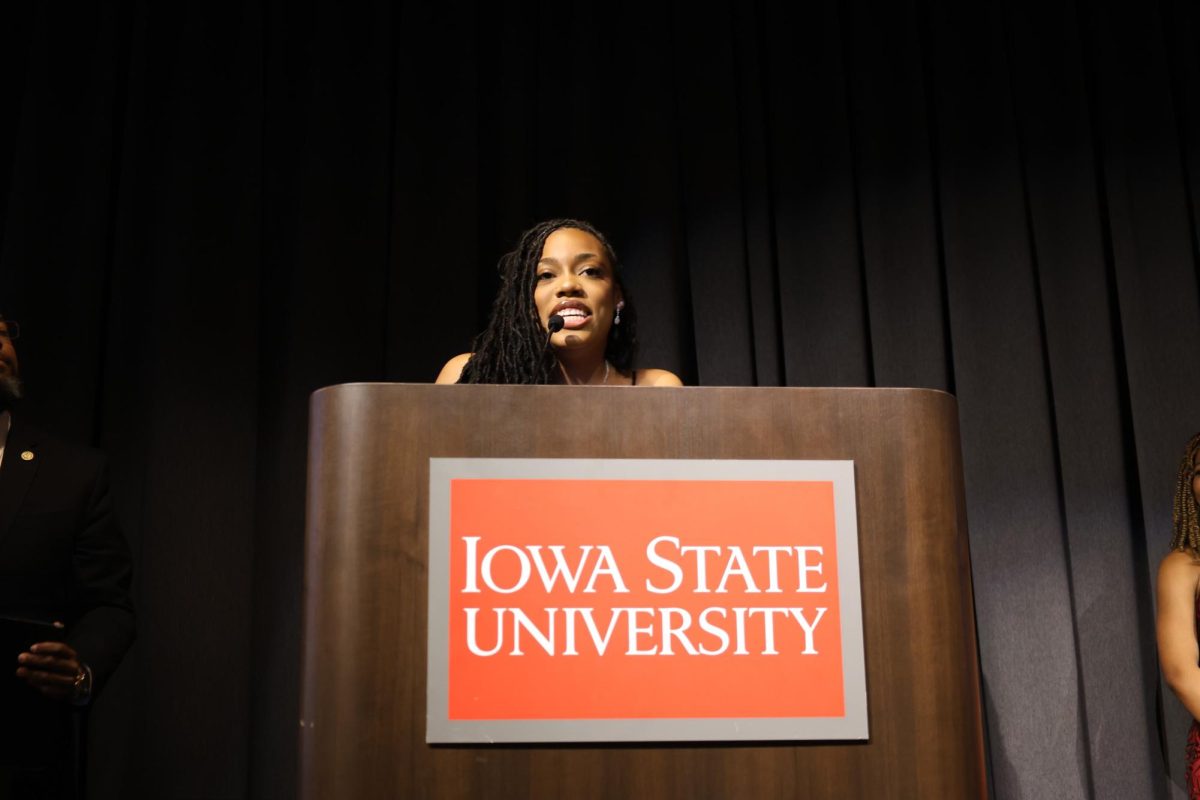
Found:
[15,640,87,703]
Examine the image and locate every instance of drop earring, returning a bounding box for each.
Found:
[615,301,624,326]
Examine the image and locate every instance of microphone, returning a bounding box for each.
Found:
[544,314,564,358]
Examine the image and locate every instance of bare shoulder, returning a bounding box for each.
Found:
[1160,549,1200,585]
[435,353,472,384]
[634,368,683,387]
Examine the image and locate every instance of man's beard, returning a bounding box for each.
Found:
[0,374,23,411]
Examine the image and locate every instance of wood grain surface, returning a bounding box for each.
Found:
[299,384,985,799]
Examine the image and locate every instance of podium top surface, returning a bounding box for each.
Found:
[313,382,955,401]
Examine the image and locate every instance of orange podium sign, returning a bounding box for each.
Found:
[427,459,866,743]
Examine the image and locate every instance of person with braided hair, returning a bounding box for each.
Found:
[436,219,681,386]
[1156,431,1200,797]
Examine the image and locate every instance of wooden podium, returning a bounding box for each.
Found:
[300,385,986,799]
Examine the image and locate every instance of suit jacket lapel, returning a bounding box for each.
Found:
[0,415,40,546]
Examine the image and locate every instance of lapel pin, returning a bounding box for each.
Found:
[20,450,34,461]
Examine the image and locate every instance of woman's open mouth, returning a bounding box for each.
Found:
[556,307,591,329]
[552,301,593,330]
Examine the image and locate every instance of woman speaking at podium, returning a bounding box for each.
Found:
[1156,432,1200,797]
[436,219,682,387]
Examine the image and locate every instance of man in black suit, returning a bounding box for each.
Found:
[0,317,135,799]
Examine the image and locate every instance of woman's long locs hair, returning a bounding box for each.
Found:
[1170,432,1200,553]
[457,219,637,384]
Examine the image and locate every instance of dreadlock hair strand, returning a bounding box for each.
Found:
[458,219,638,384]
[1169,432,1200,554]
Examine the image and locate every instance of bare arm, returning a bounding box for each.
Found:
[435,354,472,385]
[1157,550,1200,720]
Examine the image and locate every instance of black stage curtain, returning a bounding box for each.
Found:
[1,1,1197,798]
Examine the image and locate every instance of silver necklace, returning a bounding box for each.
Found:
[561,360,610,385]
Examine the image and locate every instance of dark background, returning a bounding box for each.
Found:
[1,0,1197,797]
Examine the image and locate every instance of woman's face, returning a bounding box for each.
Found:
[533,227,621,353]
